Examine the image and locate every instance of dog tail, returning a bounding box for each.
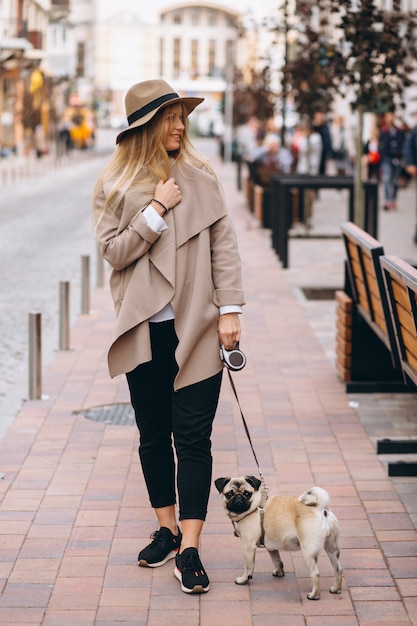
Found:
[298,486,330,511]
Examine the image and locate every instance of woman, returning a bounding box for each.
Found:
[92,79,244,594]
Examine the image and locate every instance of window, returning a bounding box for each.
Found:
[207,9,217,26]
[208,39,216,75]
[76,41,85,77]
[191,39,198,77]
[173,10,182,24]
[191,8,200,25]
[173,38,181,77]
[159,38,164,76]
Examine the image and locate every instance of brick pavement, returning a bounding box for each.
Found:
[0,141,416,625]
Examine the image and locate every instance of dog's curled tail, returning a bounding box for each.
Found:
[298,486,330,511]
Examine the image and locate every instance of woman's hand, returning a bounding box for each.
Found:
[218,313,241,350]
[152,178,182,214]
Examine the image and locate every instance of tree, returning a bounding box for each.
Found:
[279,0,417,226]
[232,67,276,128]
[334,0,417,225]
[280,0,345,120]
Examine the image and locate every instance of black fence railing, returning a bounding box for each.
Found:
[270,175,379,268]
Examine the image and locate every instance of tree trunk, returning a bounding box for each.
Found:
[354,104,365,228]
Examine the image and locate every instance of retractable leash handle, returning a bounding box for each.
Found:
[226,367,266,488]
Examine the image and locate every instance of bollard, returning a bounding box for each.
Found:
[81,255,90,315]
[96,244,104,288]
[59,281,70,350]
[28,312,42,400]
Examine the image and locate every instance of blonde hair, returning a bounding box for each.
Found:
[93,103,217,225]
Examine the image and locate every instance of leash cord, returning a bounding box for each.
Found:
[227,368,266,485]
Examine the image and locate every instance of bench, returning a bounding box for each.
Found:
[378,255,417,476]
[339,225,417,476]
[338,221,405,392]
[380,255,417,387]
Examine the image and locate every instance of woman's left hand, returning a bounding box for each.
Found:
[218,313,241,350]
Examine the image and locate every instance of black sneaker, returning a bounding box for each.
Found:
[138,527,182,567]
[174,547,210,593]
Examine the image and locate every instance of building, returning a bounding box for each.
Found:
[0,0,72,155]
[84,2,243,135]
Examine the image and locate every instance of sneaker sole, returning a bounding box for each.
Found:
[138,549,178,568]
[174,566,209,593]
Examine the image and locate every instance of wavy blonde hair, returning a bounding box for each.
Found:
[93,103,217,225]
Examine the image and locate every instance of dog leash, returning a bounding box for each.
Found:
[226,368,266,487]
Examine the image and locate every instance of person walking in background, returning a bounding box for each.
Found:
[92,79,245,594]
[312,111,333,175]
[293,118,323,231]
[363,127,381,181]
[330,115,351,175]
[235,115,263,162]
[404,121,417,244]
[379,111,406,210]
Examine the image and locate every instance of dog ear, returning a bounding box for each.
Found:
[214,477,230,493]
[245,476,262,491]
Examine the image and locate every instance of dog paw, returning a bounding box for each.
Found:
[307,592,320,601]
[272,561,285,577]
[235,575,251,585]
[330,587,342,594]
[272,569,285,578]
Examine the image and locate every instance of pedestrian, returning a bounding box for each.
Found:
[293,118,323,231]
[92,79,245,594]
[312,111,332,176]
[331,116,351,175]
[247,132,293,186]
[404,121,417,244]
[379,111,406,210]
[363,127,381,181]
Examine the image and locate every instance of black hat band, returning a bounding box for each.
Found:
[127,92,179,125]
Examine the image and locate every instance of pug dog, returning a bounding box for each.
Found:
[214,476,342,600]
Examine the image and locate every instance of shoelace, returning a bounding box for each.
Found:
[181,551,205,575]
[149,529,170,547]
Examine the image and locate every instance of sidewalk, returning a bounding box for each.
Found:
[0,141,416,625]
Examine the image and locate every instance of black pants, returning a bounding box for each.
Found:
[126,320,222,521]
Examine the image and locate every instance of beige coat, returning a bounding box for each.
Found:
[93,158,245,389]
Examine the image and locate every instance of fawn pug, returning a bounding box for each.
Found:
[214,476,342,600]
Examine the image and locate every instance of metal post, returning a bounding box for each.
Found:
[81,255,90,315]
[59,281,70,350]
[28,312,42,400]
[96,244,104,288]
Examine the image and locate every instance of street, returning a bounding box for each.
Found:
[0,151,111,438]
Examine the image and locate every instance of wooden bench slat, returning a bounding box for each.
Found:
[391,277,412,309]
[397,303,416,337]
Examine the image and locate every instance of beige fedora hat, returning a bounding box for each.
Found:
[116,79,204,143]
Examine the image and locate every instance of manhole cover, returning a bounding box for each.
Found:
[77,403,135,426]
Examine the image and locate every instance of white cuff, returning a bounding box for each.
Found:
[142,205,168,233]
[220,305,242,315]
